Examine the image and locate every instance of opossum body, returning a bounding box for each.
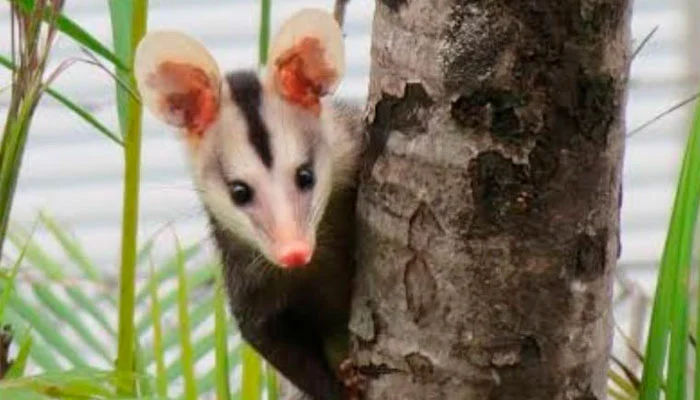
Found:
[134,9,364,400]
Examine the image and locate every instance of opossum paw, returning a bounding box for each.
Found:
[339,358,367,400]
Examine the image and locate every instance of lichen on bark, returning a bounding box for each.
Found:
[350,0,631,399]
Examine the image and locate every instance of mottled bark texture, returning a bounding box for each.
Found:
[349,1,631,399]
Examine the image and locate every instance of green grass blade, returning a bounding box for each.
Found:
[108,0,135,136]
[690,95,700,400]
[114,0,148,395]
[163,334,215,382]
[10,0,127,71]
[266,362,278,400]
[7,227,65,280]
[134,243,203,306]
[608,369,639,397]
[0,368,117,398]
[258,0,271,66]
[134,339,154,397]
[608,387,636,400]
[30,284,112,363]
[241,344,262,400]
[214,273,231,400]
[175,235,198,399]
[666,102,700,398]
[44,85,124,146]
[136,237,156,265]
[148,259,167,399]
[641,91,700,399]
[135,267,214,335]
[5,332,32,379]
[0,55,122,146]
[610,355,641,391]
[141,295,216,366]
[1,316,62,372]
[0,80,40,263]
[0,222,33,319]
[190,348,241,400]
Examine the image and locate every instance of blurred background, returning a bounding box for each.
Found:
[0,0,699,383]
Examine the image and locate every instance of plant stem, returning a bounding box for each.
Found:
[266,362,279,400]
[258,0,271,67]
[0,85,41,260]
[691,95,700,400]
[214,273,231,400]
[175,233,197,400]
[115,0,147,395]
[241,344,262,400]
[149,258,167,398]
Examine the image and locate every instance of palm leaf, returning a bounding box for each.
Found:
[38,212,102,281]
[190,348,241,400]
[4,218,244,398]
[135,266,214,336]
[134,242,203,306]
[7,293,90,368]
[30,283,112,363]
[140,295,216,366]
[0,368,122,398]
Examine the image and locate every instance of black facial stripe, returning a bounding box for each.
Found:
[225,71,273,168]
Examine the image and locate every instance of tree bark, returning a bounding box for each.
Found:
[350,1,631,399]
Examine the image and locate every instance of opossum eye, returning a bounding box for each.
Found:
[229,180,254,206]
[295,163,315,191]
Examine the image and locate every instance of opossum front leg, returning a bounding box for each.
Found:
[239,312,346,400]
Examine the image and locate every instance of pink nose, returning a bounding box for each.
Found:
[277,240,312,268]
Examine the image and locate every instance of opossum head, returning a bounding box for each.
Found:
[135,9,356,269]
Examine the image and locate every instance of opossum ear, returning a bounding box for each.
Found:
[135,31,221,140]
[267,8,345,115]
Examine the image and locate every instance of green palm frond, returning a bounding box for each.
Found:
[0,217,275,399]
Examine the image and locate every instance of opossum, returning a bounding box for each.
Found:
[134,9,365,400]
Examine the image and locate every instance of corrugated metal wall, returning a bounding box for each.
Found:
[0,0,698,345]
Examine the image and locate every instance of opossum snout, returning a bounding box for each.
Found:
[276,240,313,268]
[270,224,314,268]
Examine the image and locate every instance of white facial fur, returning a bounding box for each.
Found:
[192,81,344,267]
[134,9,357,268]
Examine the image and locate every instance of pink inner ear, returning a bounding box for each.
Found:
[274,37,338,115]
[146,61,219,138]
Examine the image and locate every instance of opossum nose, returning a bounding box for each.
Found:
[277,240,312,268]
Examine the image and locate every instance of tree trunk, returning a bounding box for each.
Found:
[349,1,631,399]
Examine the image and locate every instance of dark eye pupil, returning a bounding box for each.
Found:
[296,165,315,191]
[229,180,253,205]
